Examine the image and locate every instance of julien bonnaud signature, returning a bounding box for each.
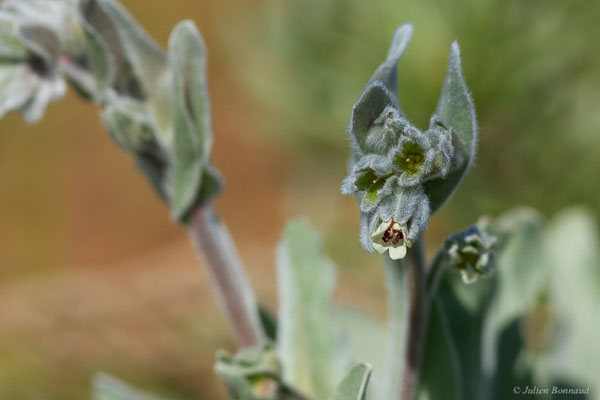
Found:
[513,385,590,396]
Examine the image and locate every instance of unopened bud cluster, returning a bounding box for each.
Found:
[444,223,496,284]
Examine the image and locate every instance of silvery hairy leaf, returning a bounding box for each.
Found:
[527,208,600,396]
[330,363,372,400]
[92,373,164,400]
[168,20,221,220]
[78,5,222,219]
[423,42,477,213]
[369,24,413,95]
[83,0,171,138]
[348,23,412,160]
[276,219,343,399]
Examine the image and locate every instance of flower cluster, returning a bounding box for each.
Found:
[342,83,456,259]
[444,222,496,284]
[340,25,468,260]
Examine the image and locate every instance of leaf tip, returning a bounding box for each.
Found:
[387,23,413,62]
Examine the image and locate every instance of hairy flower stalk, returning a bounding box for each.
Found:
[188,206,265,348]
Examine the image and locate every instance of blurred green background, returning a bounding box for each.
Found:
[0,0,599,398]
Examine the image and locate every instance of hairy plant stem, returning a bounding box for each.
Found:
[188,205,265,348]
[59,55,98,100]
[59,57,265,349]
[384,239,429,400]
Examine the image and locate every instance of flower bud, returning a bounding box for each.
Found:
[445,223,496,284]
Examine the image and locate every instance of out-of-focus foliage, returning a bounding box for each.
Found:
[232,208,600,400]
[418,206,600,400]
[93,373,165,400]
[226,0,600,221]
[2,0,600,399]
[0,0,222,221]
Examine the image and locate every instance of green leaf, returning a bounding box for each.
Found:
[92,373,164,400]
[424,42,477,213]
[332,306,386,386]
[529,207,600,394]
[330,363,372,400]
[79,13,113,95]
[168,20,216,220]
[276,219,339,399]
[418,299,462,400]
[92,0,171,137]
[427,274,493,399]
[491,207,545,332]
[370,24,413,95]
[79,0,131,95]
[258,305,278,342]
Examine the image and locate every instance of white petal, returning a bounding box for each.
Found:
[389,245,407,260]
[447,243,460,259]
[371,220,390,237]
[460,269,477,284]
[464,234,481,245]
[477,253,490,269]
[461,245,478,255]
[372,242,387,254]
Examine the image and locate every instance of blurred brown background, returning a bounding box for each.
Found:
[1,0,599,398]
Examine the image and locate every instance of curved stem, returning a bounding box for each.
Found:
[383,255,407,400]
[400,239,428,400]
[384,239,429,400]
[59,55,99,100]
[426,248,446,296]
[57,56,264,349]
[187,205,265,348]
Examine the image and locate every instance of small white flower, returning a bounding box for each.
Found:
[371,219,411,260]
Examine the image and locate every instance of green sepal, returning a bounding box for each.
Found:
[349,82,397,157]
